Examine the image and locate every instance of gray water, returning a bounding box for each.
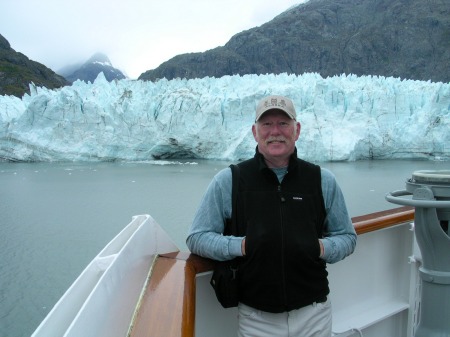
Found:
[0,159,448,337]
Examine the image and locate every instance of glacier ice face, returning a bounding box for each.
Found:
[0,72,449,162]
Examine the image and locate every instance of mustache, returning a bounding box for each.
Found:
[266,137,287,144]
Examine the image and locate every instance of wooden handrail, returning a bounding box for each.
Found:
[128,206,415,337]
[352,206,414,234]
[128,253,215,337]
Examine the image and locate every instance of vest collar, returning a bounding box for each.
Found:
[254,146,299,172]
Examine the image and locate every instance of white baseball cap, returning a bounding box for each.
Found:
[255,95,296,122]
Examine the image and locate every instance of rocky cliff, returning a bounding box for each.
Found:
[139,0,450,83]
[0,34,69,97]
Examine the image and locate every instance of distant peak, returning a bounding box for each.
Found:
[63,52,126,83]
[86,53,111,66]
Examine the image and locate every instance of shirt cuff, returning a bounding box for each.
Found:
[320,238,333,261]
[229,236,245,257]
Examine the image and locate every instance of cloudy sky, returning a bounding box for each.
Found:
[1,0,306,79]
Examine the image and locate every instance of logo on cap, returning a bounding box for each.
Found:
[265,98,288,109]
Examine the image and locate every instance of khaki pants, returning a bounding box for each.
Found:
[238,298,332,337]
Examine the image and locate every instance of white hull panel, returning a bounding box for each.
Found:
[31,215,178,337]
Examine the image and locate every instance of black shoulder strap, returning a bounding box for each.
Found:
[229,164,240,236]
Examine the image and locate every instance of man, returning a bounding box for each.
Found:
[187,95,357,337]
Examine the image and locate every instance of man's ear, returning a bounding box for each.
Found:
[295,122,301,140]
[252,124,258,141]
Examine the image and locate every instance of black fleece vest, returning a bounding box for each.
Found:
[235,150,328,313]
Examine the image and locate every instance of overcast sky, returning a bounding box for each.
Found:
[1,0,306,79]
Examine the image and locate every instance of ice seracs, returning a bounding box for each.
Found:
[0,72,448,162]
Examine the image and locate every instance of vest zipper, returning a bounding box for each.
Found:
[278,184,288,307]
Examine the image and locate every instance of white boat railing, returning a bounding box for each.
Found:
[127,206,418,337]
[31,214,179,337]
[31,207,418,337]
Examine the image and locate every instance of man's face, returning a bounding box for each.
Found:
[252,110,301,166]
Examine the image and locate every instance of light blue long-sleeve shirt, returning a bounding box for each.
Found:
[186,166,357,264]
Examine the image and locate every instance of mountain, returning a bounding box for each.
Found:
[139,0,450,83]
[56,62,83,79]
[60,53,126,83]
[0,34,69,97]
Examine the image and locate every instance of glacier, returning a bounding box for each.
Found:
[0,72,449,162]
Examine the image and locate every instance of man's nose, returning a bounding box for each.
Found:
[269,123,283,133]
